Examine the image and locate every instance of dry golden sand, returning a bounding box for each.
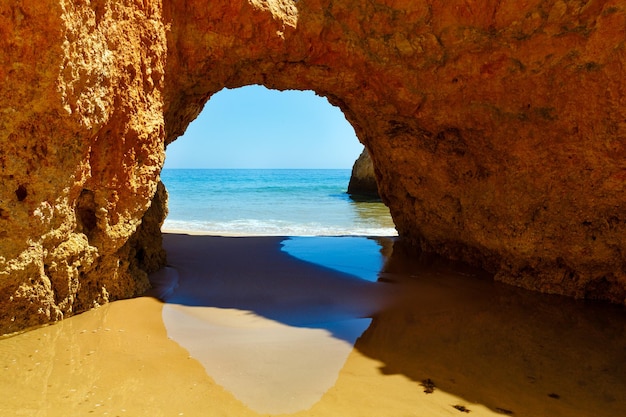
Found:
[1,233,625,416]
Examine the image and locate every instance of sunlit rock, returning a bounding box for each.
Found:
[0,0,167,333]
[2,0,626,333]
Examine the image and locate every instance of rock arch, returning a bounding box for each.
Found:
[1,0,626,333]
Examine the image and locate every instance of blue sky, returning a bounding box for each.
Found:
[164,85,363,169]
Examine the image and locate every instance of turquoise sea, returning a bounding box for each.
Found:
[160,169,397,236]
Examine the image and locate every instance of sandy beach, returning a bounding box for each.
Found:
[1,232,625,416]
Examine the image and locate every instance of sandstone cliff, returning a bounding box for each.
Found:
[2,0,626,334]
[347,148,380,199]
[0,0,167,333]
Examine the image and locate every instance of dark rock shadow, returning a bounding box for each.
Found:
[154,234,396,334]
[357,241,626,417]
[152,233,626,417]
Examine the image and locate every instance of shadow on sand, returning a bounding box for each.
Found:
[155,233,626,417]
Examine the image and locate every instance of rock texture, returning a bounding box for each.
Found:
[0,0,167,334]
[164,0,626,304]
[347,148,380,199]
[2,0,626,333]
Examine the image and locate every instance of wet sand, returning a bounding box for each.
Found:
[1,233,625,416]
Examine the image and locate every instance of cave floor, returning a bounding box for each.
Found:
[1,233,625,417]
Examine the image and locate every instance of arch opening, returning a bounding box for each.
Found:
[161,85,397,238]
[156,85,400,414]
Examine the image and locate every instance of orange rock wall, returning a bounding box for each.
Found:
[165,0,626,302]
[1,0,625,333]
[0,0,167,334]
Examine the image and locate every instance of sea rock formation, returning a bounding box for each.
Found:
[0,0,168,334]
[1,0,626,333]
[347,148,380,199]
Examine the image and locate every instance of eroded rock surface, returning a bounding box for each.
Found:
[0,0,167,333]
[2,0,626,333]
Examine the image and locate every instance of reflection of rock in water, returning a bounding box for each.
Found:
[358,240,626,417]
[369,236,395,262]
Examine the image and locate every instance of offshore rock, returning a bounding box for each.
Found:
[347,148,380,200]
[2,0,626,333]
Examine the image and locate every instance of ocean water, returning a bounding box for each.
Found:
[160,169,397,236]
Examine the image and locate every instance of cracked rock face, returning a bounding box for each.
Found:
[1,0,626,333]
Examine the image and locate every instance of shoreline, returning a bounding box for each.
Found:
[160,227,399,238]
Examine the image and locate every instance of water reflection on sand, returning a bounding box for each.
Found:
[1,234,625,417]
[159,235,391,414]
[161,234,626,416]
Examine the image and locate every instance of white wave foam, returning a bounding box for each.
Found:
[162,219,397,237]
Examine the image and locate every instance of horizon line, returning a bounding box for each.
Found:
[161,167,354,170]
